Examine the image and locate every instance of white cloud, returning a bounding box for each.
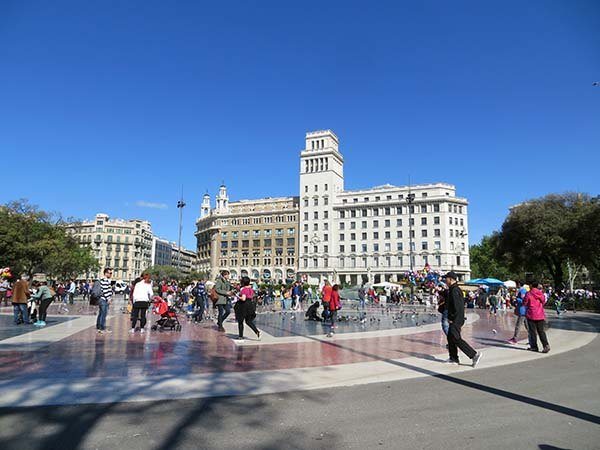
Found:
[135,200,168,210]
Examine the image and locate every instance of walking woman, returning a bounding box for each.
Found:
[234,276,260,342]
[327,284,342,337]
[32,280,54,326]
[524,282,550,353]
[130,272,153,334]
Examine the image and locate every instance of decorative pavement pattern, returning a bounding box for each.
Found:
[0,298,596,408]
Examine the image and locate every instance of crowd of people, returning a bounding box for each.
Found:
[1,266,597,362]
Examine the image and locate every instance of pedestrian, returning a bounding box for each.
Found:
[12,274,31,325]
[444,271,482,367]
[32,280,54,326]
[321,279,332,322]
[130,272,152,333]
[192,279,207,322]
[292,281,302,311]
[437,285,449,336]
[488,292,498,315]
[67,279,77,304]
[96,268,113,334]
[524,282,550,353]
[0,277,10,307]
[358,284,366,309]
[233,276,260,342]
[508,281,529,344]
[214,270,233,332]
[327,284,342,336]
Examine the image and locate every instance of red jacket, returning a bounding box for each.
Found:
[322,285,332,302]
[330,290,341,311]
[524,288,546,321]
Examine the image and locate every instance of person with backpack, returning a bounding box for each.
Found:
[214,270,233,332]
[508,281,529,344]
[233,276,260,342]
[524,282,550,353]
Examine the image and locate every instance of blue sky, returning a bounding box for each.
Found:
[1,0,599,250]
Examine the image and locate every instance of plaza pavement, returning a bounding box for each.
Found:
[0,299,598,449]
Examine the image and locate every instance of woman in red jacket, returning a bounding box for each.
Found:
[327,284,342,337]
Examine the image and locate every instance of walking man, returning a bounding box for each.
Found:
[444,271,482,367]
[214,270,233,332]
[96,268,113,334]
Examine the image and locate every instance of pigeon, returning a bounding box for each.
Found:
[492,329,497,334]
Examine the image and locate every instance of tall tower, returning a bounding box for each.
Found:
[299,130,344,284]
[200,192,211,218]
[216,184,229,213]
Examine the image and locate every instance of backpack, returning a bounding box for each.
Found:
[209,286,219,305]
[90,280,102,306]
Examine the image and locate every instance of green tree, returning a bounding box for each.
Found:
[469,233,517,280]
[0,200,98,279]
[495,193,599,288]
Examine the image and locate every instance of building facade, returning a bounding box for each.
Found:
[195,186,300,281]
[66,213,153,281]
[151,237,199,276]
[194,130,470,284]
[298,130,470,284]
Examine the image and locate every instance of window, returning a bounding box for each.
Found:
[421,205,427,213]
[373,220,379,228]
[361,244,367,252]
[305,185,308,193]
[434,229,441,237]
[340,222,345,230]
[340,233,345,241]
[340,211,345,219]
[450,230,454,237]
[304,199,309,207]
[362,221,367,229]
[350,210,356,218]
[350,245,356,252]
[373,244,379,252]
[434,204,440,212]
[324,234,329,241]
[373,208,379,216]
[384,219,390,227]
[397,242,403,251]
[303,224,308,231]
[340,245,345,253]
[362,232,367,240]
[421,230,428,237]
[421,217,427,225]
[434,241,441,249]
[314,212,319,220]
[397,231,403,238]
[397,219,402,227]
[373,232,379,239]
[385,231,390,239]
[385,207,391,215]
[313,198,318,206]
[304,212,308,221]
[434,216,440,225]
[449,217,453,225]
[422,242,428,250]
[323,245,328,253]
[314,185,318,192]
[314,223,318,231]
[324,197,329,206]
[324,223,329,230]
[422,192,428,198]
[350,233,356,240]
[324,211,329,219]
[350,221,356,229]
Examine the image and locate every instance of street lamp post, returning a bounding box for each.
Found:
[177,192,186,272]
[406,188,416,301]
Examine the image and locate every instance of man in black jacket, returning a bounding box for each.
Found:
[445,272,482,367]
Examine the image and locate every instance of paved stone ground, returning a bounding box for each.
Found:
[0,299,597,449]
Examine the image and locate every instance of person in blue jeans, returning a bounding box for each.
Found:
[96,268,113,334]
[437,286,449,336]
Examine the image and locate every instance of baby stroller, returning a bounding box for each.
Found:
[151,296,182,332]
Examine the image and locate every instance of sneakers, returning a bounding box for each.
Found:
[472,352,483,368]
[542,346,550,353]
[217,326,226,332]
[129,328,136,334]
[256,330,261,341]
[444,358,459,364]
[507,338,518,344]
[140,328,145,334]
[234,337,245,342]
[38,321,46,327]
[527,347,539,352]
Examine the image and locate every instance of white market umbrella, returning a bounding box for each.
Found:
[504,280,517,288]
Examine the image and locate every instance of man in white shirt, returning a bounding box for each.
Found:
[67,280,77,304]
[130,272,153,333]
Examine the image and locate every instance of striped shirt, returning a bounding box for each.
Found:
[100,278,113,302]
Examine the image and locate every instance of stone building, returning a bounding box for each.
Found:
[298,130,470,284]
[66,213,153,281]
[195,186,299,281]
